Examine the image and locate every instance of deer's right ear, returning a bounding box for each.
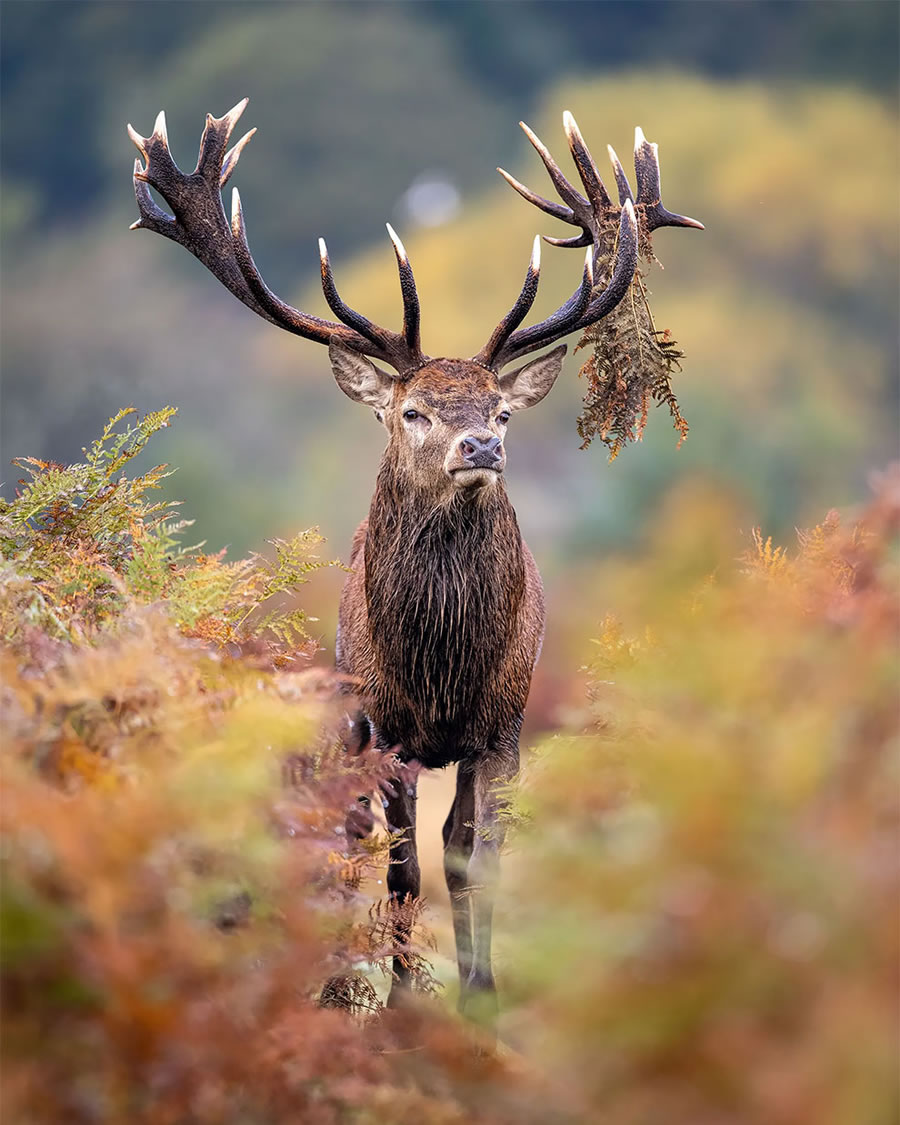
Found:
[329,338,394,410]
[498,344,567,411]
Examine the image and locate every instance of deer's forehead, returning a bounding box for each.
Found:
[397,362,502,423]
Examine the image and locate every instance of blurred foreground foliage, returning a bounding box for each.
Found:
[2,412,525,1123]
[2,412,898,1123]
[505,467,900,1124]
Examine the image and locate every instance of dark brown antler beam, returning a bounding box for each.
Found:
[478,113,702,370]
[128,99,426,375]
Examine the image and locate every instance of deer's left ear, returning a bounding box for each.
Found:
[498,344,567,411]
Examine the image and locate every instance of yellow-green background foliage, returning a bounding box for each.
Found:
[5,65,897,565]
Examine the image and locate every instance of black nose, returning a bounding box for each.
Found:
[459,434,502,469]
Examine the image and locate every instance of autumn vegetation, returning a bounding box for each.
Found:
[2,408,896,1123]
[3,7,897,1120]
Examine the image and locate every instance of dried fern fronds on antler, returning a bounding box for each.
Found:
[575,239,688,461]
[570,129,696,461]
[496,118,701,460]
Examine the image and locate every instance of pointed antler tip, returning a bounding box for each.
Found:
[153,110,168,138]
[385,222,408,262]
[230,189,248,237]
[128,219,142,231]
[127,125,149,160]
[223,97,250,124]
[496,167,531,196]
[318,237,328,259]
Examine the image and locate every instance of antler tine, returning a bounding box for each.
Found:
[542,230,594,249]
[221,127,257,189]
[129,157,174,233]
[475,236,542,368]
[129,111,179,195]
[127,123,149,164]
[492,239,596,370]
[493,201,637,369]
[385,224,421,356]
[128,110,275,321]
[480,114,700,368]
[606,145,634,206]
[562,111,611,218]
[318,237,392,353]
[519,121,591,223]
[496,167,574,224]
[129,101,425,374]
[195,98,248,184]
[633,127,705,232]
[575,199,639,327]
[228,189,364,347]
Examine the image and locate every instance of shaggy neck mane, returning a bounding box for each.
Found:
[363,455,527,758]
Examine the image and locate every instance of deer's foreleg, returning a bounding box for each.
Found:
[442,766,476,999]
[459,738,519,1025]
[383,770,420,1007]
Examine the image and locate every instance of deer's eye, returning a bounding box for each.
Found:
[497,411,511,425]
[403,409,420,421]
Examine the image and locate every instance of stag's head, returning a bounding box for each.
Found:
[330,341,565,496]
[127,101,702,499]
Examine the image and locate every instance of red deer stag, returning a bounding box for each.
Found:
[128,100,701,1022]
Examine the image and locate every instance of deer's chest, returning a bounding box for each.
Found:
[364,530,525,766]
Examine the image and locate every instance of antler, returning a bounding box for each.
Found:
[477,113,703,370]
[128,99,426,375]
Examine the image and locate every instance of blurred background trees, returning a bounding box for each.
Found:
[3,1,896,561]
